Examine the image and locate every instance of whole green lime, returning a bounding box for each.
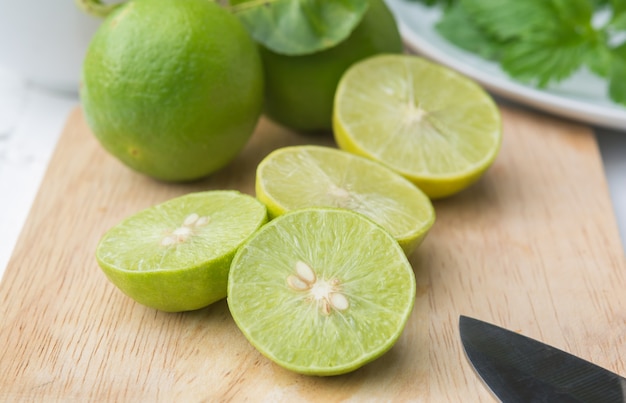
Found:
[255,0,402,132]
[80,0,264,181]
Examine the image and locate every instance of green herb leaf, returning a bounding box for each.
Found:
[609,43,626,105]
[404,0,457,7]
[501,24,595,87]
[611,0,626,15]
[586,40,613,77]
[610,10,626,30]
[501,41,585,88]
[589,0,612,9]
[462,0,602,87]
[417,0,626,105]
[462,0,554,41]
[229,0,369,56]
[435,1,501,60]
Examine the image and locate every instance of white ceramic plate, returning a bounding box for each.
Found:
[385,0,626,131]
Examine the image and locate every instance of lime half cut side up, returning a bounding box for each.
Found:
[333,54,503,199]
[255,145,435,255]
[227,208,416,376]
[96,191,267,312]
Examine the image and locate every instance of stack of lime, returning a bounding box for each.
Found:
[83,0,504,378]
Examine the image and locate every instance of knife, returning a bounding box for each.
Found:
[459,315,626,403]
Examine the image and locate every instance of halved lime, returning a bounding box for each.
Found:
[96,191,267,312]
[333,54,502,199]
[255,145,435,255]
[227,208,416,376]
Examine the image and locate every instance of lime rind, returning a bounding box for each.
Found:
[227,208,416,375]
[96,190,268,312]
[255,145,435,255]
[333,54,502,198]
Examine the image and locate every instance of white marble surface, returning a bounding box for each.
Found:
[0,66,625,281]
[0,68,77,274]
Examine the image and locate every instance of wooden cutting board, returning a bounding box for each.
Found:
[1,105,624,401]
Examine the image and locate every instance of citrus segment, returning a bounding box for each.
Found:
[255,145,435,255]
[96,191,267,312]
[227,208,416,376]
[333,54,502,198]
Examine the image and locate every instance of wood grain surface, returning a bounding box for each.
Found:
[0,106,624,402]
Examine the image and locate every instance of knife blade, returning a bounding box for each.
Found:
[459,315,626,403]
